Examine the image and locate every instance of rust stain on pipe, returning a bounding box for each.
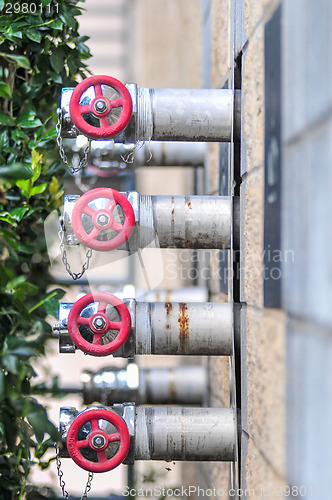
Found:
[165,302,172,330]
[185,197,192,210]
[178,303,189,353]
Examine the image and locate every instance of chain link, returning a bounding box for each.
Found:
[58,217,93,280]
[81,471,94,500]
[56,109,91,174]
[56,448,94,500]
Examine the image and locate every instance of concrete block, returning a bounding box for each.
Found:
[209,356,230,407]
[244,0,282,41]
[287,318,332,492]
[240,167,265,308]
[241,27,265,176]
[133,0,202,87]
[211,0,232,88]
[282,120,332,327]
[245,306,286,490]
[283,0,332,142]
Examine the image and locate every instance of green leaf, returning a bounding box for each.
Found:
[19,118,43,128]
[0,213,17,225]
[50,49,64,73]
[6,275,26,291]
[50,71,62,84]
[17,108,39,128]
[2,355,19,374]
[0,370,5,400]
[31,71,48,87]
[0,53,31,70]
[0,111,15,126]
[15,282,39,295]
[60,12,77,30]
[26,29,42,43]
[16,178,30,197]
[77,42,91,57]
[27,400,58,443]
[49,19,63,30]
[0,262,9,287]
[0,164,33,180]
[30,183,47,196]
[2,411,17,451]
[9,206,29,222]
[29,288,65,316]
[0,82,12,98]
[11,129,29,143]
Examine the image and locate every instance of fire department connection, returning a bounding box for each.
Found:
[52,73,238,477]
[53,292,233,356]
[59,75,239,143]
[59,405,237,473]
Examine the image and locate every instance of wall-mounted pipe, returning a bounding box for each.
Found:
[62,188,234,252]
[33,364,207,405]
[59,75,240,143]
[53,293,233,357]
[81,364,207,405]
[59,405,237,472]
[67,140,207,174]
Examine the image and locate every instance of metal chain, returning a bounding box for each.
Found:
[81,471,94,500]
[56,451,69,500]
[56,109,91,174]
[56,447,94,500]
[58,217,93,280]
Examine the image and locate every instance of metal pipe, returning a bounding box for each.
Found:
[69,140,206,169]
[82,365,207,405]
[136,141,206,166]
[59,82,240,142]
[62,192,234,250]
[60,405,237,464]
[140,195,232,249]
[141,88,234,142]
[135,302,233,355]
[135,286,208,302]
[56,300,233,356]
[135,406,236,461]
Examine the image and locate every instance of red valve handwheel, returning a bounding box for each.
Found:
[69,75,132,139]
[72,187,135,251]
[67,292,132,356]
[67,408,130,473]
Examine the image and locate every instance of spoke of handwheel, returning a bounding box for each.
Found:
[79,104,92,114]
[89,226,101,240]
[98,301,107,313]
[109,220,124,233]
[97,450,108,463]
[92,333,103,345]
[77,316,90,326]
[90,419,100,432]
[107,432,120,443]
[109,98,123,108]
[82,205,96,218]
[106,199,117,211]
[108,320,121,331]
[77,439,89,449]
[100,116,109,128]
[94,84,103,97]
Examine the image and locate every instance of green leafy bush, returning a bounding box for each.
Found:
[0,1,91,497]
